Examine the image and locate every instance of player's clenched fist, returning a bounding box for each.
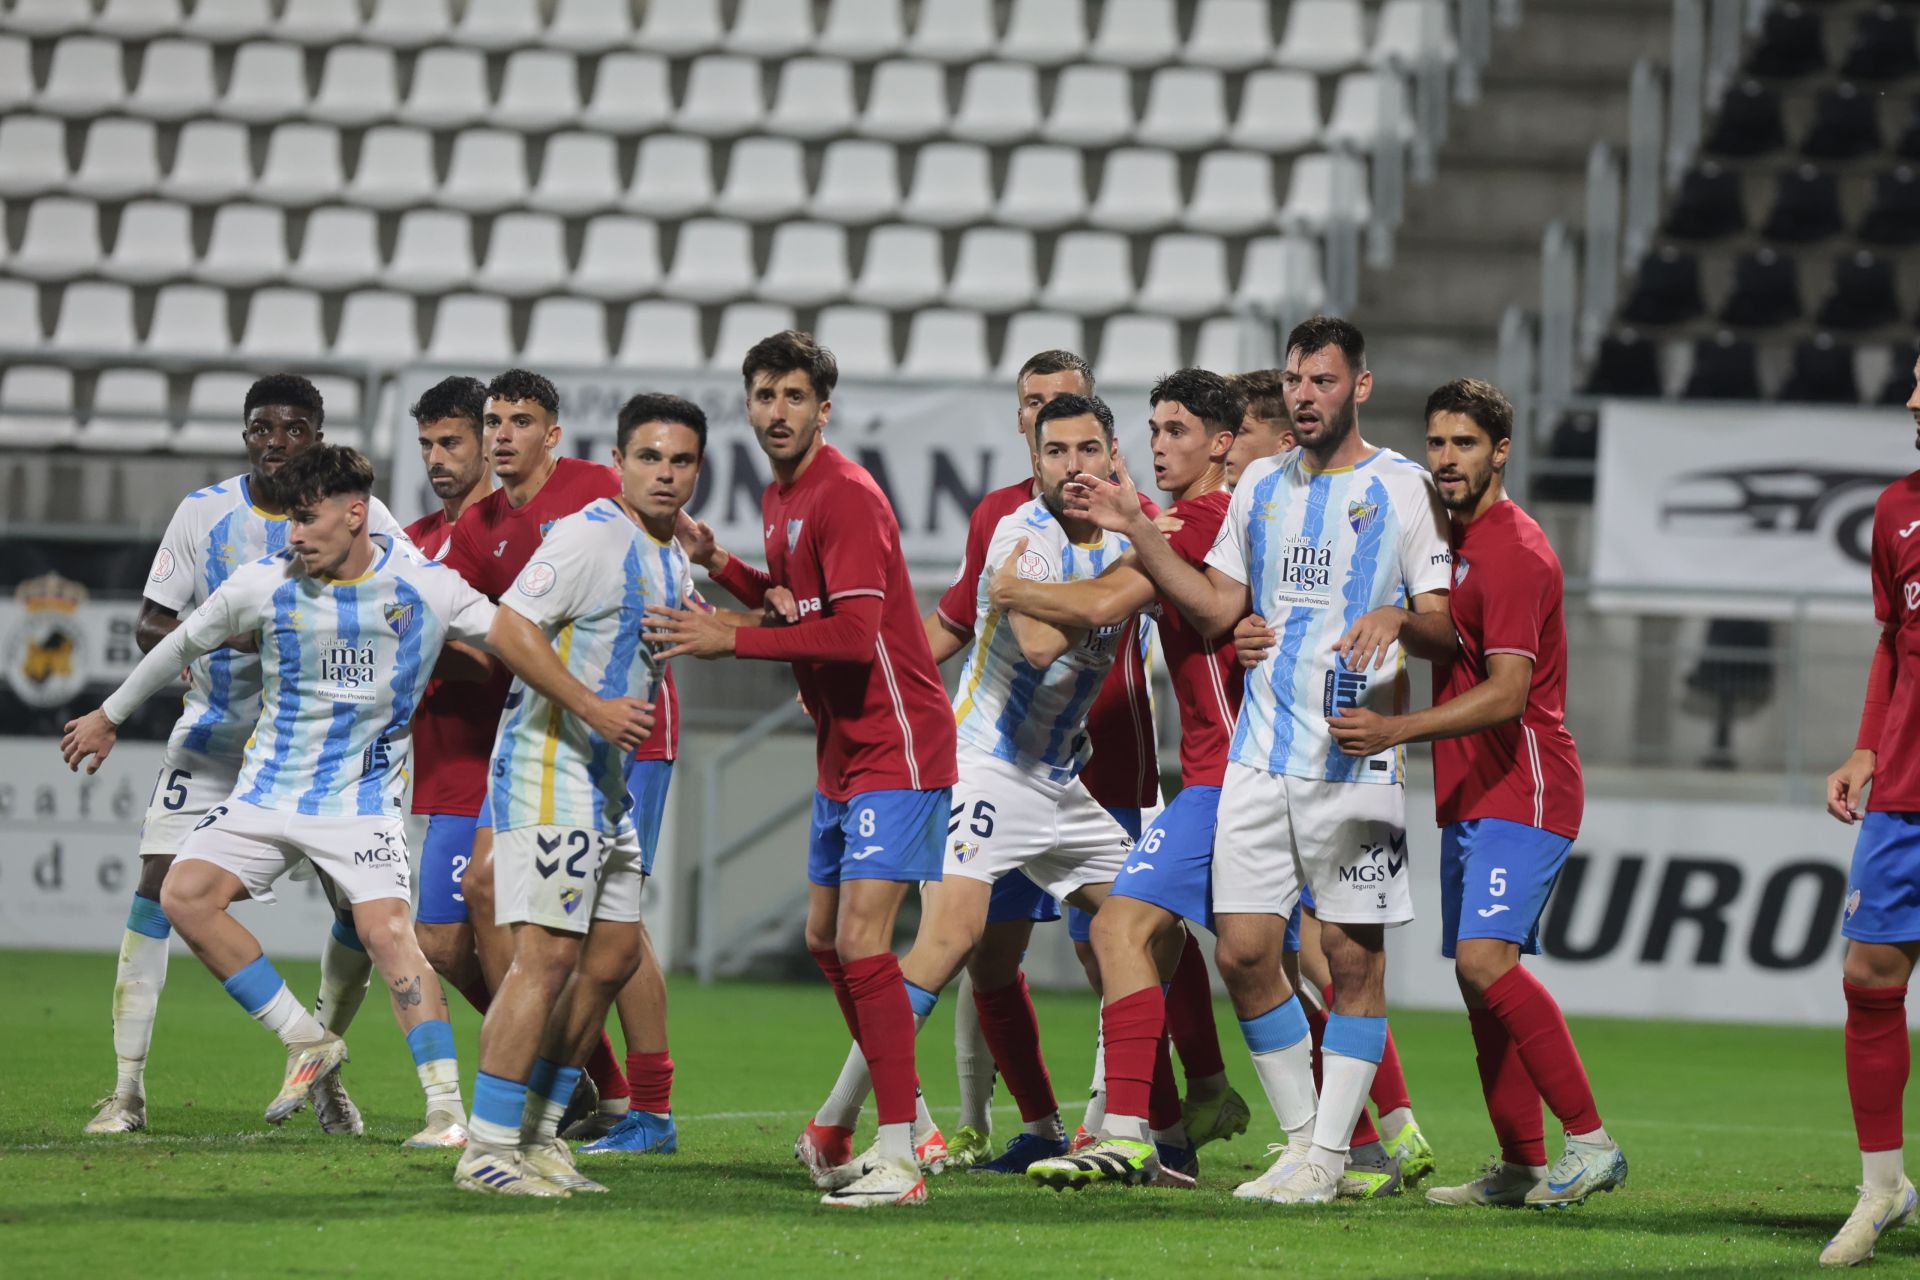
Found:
[1233,612,1275,669]
[61,707,119,774]
[585,695,654,754]
[1827,747,1876,824]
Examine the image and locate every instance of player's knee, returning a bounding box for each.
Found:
[1453,947,1511,997]
[158,871,213,930]
[803,924,837,954]
[1213,934,1268,989]
[1843,946,1915,989]
[355,908,416,969]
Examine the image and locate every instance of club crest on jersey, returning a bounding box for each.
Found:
[1454,557,1471,587]
[1275,537,1333,608]
[1347,500,1380,534]
[382,602,416,637]
[1847,888,1862,920]
[787,518,806,552]
[1017,548,1052,581]
[951,840,979,863]
[559,886,583,914]
[150,548,176,584]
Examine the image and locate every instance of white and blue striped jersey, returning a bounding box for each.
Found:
[173,534,494,817]
[144,474,403,763]
[488,499,698,835]
[1206,448,1451,785]
[952,499,1133,786]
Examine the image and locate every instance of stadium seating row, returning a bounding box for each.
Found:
[1706,79,1920,164]
[1665,161,1920,246]
[1585,327,1917,405]
[1745,1,1920,84]
[0,363,365,449]
[1620,243,1920,333]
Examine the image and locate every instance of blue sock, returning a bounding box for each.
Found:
[405,1019,456,1068]
[471,1071,527,1147]
[127,894,171,940]
[1239,994,1311,1054]
[906,981,939,1019]
[329,917,365,952]
[536,1058,582,1107]
[1321,1013,1388,1064]
[221,955,285,1015]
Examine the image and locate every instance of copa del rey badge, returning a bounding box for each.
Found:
[4,572,90,709]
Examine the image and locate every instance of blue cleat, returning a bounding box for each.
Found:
[577,1111,678,1156]
[1154,1141,1200,1189]
[971,1131,1068,1174]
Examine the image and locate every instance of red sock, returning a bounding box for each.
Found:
[811,947,862,1040]
[1845,981,1909,1152]
[973,973,1058,1123]
[1100,987,1164,1123]
[1148,1031,1182,1133]
[1166,930,1225,1082]
[1370,1024,1413,1116]
[842,952,919,1127]
[452,973,491,1015]
[1483,965,1600,1137]
[1468,1007,1547,1167]
[1307,995,1380,1146]
[626,1050,674,1116]
[585,1032,629,1102]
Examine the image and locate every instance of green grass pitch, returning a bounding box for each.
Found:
[0,948,1891,1277]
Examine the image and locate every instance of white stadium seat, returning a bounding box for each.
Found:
[0,280,43,347]
[952,62,1042,144]
[711,302,797,371]
[1137,233,1230,318]
[184,0,272,41]
[476,212,569,298]
[162,121,252,203]
[428,293,514,365]
[1089,148,1183,231]
[1237,235,1328,314]
[457,0,545,50]
[618,301,705,369]
[442,130,530,213]
[546,0,634,52]
[495,50,583,132]
[662,218,756,303]
[1000,0,1086,65]
[1371,0,1457,69]
[1324,70,1415,148]
[403,47,490,129]
[1042,231,1135,314]
[1232,71,1326,152]
[902,141,992,226]
[347,127,437,210]
[582,52,674,132]
[524,297,611,367]
[819,0,905,60]
[278,0,363,44]
[768,58,857,140]
[901,309,990,380]
[0,366,79,447]
[239,287,326,359]
[626,135,715,220]
[15,197,102,281]
[679,55,767,137]
[716,136,810,221]
[1187,151,1279,234]
[1097,314,1179,385]
[640,0,724,55]
[335,291,420,362]
[853,224,945,309]
[728,0,815,56]
[389,209,477,293]
[997,311,1086,378]
[811,140,900,224]
[531,133,622,215]
[289,207,382,290]
[947,227,1038,311]
[71,118,159,200]
[907,0,996,63]
[1137,67,1228,148]
[41,37,127,118]
[257,124,345,205]
[1193,315,1253,378]
[85,368,173,452]
[200,204,290,287]
[858,60,949,142]
[311,46,399,128]
[1090,0,1178,67]
[1042,63,1134,147]
[98,0,182,38]
[0,117,69,197]
[1187,0,1274,70]
[218,41,307,123]
[103,200,193,283]
[365,0,450,48]
[0,37,30,114]
[816,305,896,376]
[760,222,852,305]
[1276,0,1368,73]
[178,372,253,453]
[1280,152,1373,231]
[998,144,1089,229]
[146,284,230,355]
[8,0,94,38]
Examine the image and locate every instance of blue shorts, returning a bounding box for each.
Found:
[1110,786,1220,931]
[1440,818,1573,958]
[808,788,951,887]
[628,758,674,877]
[416,813,479,925]
[1845,812,1920,943]
[986,870,1062,925]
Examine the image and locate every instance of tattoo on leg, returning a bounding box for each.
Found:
[392,975,423,1008]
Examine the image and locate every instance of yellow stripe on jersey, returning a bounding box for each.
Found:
[952,608,1003,726]
[537,623,575,825]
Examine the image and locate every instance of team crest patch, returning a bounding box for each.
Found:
[382,602,416,637]
[149,548,175,584]
[1016,549,1052,581]
[1846,888,1862,920]
[519,561,557,597]
[951,840,978,863]
[559,886,583,915]
[1348,501,1379,534]
[787,518,806,552]
[1453,557,1470,587]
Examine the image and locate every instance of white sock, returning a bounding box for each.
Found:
[1081,1024,1107,1134]
[1865,1148,1906,1193]
[877,1120,914,1163]
[252,985,327,1049]
[1105,1113,1150,1143]
[111,927,169,1098]
[417,1059,463,1119]
[599,1095,631,1119]
[1249,1037,1317,1151]
[313,921,372,1035]
[1569,1123,1613,1150]
[1311,1052,1380,1175]
[913,1089,936,1141]
[1023,1110,1064,1141]
[1380,1105,1414,1137]
[531,1094,567,1142]
[815,1040,872,1130]
[954,972,996,1133]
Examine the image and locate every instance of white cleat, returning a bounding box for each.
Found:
[266,1035,348,1125]
[817,1143,884,1192]
[454,1143,569,1198]
[309,1071,364,1136]
[84,1093,147,1135]
[523,1138,608,1193]
[820,1156,927,1208]
[403,1109,469,1149]
[1237,1148,1339,1205]
[1233,1145,1305,1200]
[1425,1159,1543,1207]
[1822,1178,1919,1267]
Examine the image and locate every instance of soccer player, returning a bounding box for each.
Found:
[647,330,957,1208]
[454,393,705,1197]
[87,374,399,1137]
[1057,318,1455,1205]
[62,447,498,1148]
[1224,369,1296,487]
[403,375,495,558]
[1821,348,1920,1266]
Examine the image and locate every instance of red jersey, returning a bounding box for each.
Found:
[720,445,957,801]
[403,508,457,561]
[937,479,1161,808]
[1156,488,1241,789]
[1858,473,1920,811]
[1431,500,1583,838]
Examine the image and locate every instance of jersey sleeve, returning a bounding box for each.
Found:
[1204,475,1255,586]
[1872,496,1896,627]
[1396,476,1454,597]
[436,569,499,645]
[441,510,496,596]
[499,517,594,631]
[368,496,408,543]
[936,506,995,634]
[142,497,201,613]
[1478,551,1553,662]
[816,489,893,603]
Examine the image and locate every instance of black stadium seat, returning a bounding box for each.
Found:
[1883,344,1920,404]
[1748,3,1828,80]
[1802,83,1881,161]
[1818,251,1902,330]
[1898,98,1920,161]
[1842,5,1920,82]
[1684,331,1762,399]
[1779,333,1860,403]
[1720,247,1803,328]
[1585,329,1665,397]
[1859,166,1920,246]
[1620,245,1705,326]
[1705,80,1786,158]
[1762,164,1845,242]
[1664,161,1746,240]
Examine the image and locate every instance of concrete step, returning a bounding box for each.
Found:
[1483,1,1673,82]
[1441,81,1634,168]
[1357,240,1544,330]
[1396,161,1591,245]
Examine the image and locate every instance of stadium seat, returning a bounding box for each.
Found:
[1842,5,1920,81]
[0,366,79,447]
[907,0,997,63]
[662,218,757,303]
[289,206,381,289]
[1761,164,1844,242]
[627,135,716,219]
[0,37,28,114]
[0,117,68,198]
[901,309,991,379]
[70,118,158,200]
[1185,0,1272,69]
[768,57,858,140]
[14,197,102,281]
[476,213,569,298]
[1371,0,1457,69]
[998,144,1090,229]
[574,212,666,300]
[1097,314,1179,384]
[523,297,611,367]
[201,204,290,287]
[1817,251,1902,330]
[457,0,544,50]
[427,293,514,364]
[162,120,252,203]
[41,37,127,118]
[239,287,325,359]
[811,140,902,224]
[217,41,307,123]
[948,227,1038,311]
[311,375,361,444]
[1042,231,1136,314]
[1585,329,1665,397]
[102,199,193,283]
[1231,71,1325,152]
[616,300,705,368]
[84,368,172,452]
[816,305,897,376]
[442,131,530,213]
[1662,162,1745,240]
[818,0,906,60]
[1042,64,1134,148]
[311,46,398,127]
[1860,167,1920,247]
[1187,151,1278,235]
[1881,344,1920,404]
[277,0,362,44]
[1704,81,1785,158]
[998,311,1087,377]
[98,0,181,36]
[1137,68,1228,149]
[1237,234,1328,315]
[716,136,809,221]
[492,51,582,131]
[126,39,213,121]
[853,224,946,308]
[0,280,42,348]
[1194,315,1252,375]
[184,0,271,40]
[1089,0,1178,66]
[1137,233,1230,319]
[1620,245,1705,326]
[146,284,230,355]
[1682,331,1761,399]
[711,302,798,370]
[257,124,344,205]
[1279,152,1372,231]
[347,127,437,210]
[334,290,420,362]
[1747,3,1826,80]
[1718,248,1802,328]
[1779,333,1861,403]
[404,48,490,129]
[902,141,994,225]
[860,59,951,142]
[1275,0,1367,73]
[760,222,852,305]
[177,372,253,452]
[389,209,477,293]
[639,0,724,55]
[1325,71,1415,148]
[1089,148,1183,231]
[7,0,93,37]
[728,0,815,55]
[545,0,634,51]
[364,0,449,47]
[952,62,1042,144]
[582,53,673,132]
[531,132,621,215]
[1900,104,1920,162]
[1000,0,1087,65]
[1802,83,1880,160]
[679,56,767,136]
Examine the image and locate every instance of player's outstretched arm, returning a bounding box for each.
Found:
[922,610,969,664]
[676,510,775,609]
[488,604,653,752]
[989,543,1155,632]
[1328,652,1532,756]
[64,590,242,772]
[1065,453,1247,639]
[1332,589,1457,672]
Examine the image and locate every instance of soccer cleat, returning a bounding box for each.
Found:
[308,1071,364,1136]
[794,1121,855,1182]
[916,1125,951,1174]
[1338,1146,1404,1199]
[578,1111,678,1156]
[523,1137,608,1193]
[970,1131,1069,1174]
[84,1093,147,1135]
[1233,1145,1303,1200]
[454,1143,570,1198]
[1027,1138,1160,1191]
[1154,1141,1200,1190]
[1381,1117,1435,1188]
[1525,1137,1628,1208]
[1821,1178,1919,1267]
[947,1124,993,1168]
[1233,1146,1338,1204]
[1069,1125,1096,1153]
[1182,1085,1251,1150]
[266,1035,347,1125]
[819,1156,927,1208]
[403,1109,468,1149]
[562,1101,629,1143]
[556,1074,599,1142]
[1425,1159,1542,1207]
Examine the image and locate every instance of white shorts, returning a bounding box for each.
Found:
[1212,762,1413,926]
[944,743,1131,902]
[175,799,411,906]
[138,747,240,857]
[493,822,645,934]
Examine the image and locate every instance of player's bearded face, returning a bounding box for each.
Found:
[421,418,491,500]
[1428,412,1503,512]
[288,493,361,577]
[1036,418,1112,520]
[747,371,827,464]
